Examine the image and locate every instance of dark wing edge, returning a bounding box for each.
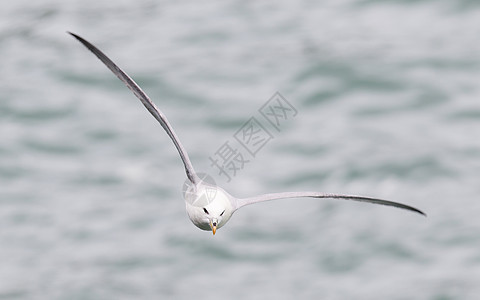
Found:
[68,32,198,184]
[235,191,426,216]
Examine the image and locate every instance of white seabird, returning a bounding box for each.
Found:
[69,32,425,235]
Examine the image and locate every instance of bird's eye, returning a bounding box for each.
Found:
[220,210,225,216]
[203,208,209,214]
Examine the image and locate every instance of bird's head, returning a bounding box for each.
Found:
[200,203,227,235]
[184,180,234,235]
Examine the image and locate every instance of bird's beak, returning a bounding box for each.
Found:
[210,220,217,235]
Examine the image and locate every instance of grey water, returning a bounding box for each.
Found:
[1,1,480,299]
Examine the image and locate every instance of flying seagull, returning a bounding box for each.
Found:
[68,32,425,235]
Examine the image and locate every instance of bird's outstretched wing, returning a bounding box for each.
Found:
[69,32,198,185]
[235,192,426,216]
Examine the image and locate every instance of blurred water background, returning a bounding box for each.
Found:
[1,0,480,299]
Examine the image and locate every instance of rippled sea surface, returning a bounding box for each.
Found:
[2,1,480,299]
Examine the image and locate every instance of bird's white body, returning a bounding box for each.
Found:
[70,32,426,235]
[185,182,234,232]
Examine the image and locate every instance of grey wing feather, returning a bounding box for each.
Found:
[69,32,198,185]
[235,192,426,216]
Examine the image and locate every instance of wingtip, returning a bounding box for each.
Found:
[67,32,87,44]
[399,204,427,217]
[410,206,427,217]
[67,31,81,40]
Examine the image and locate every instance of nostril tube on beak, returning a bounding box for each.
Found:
[211,220,218,235]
